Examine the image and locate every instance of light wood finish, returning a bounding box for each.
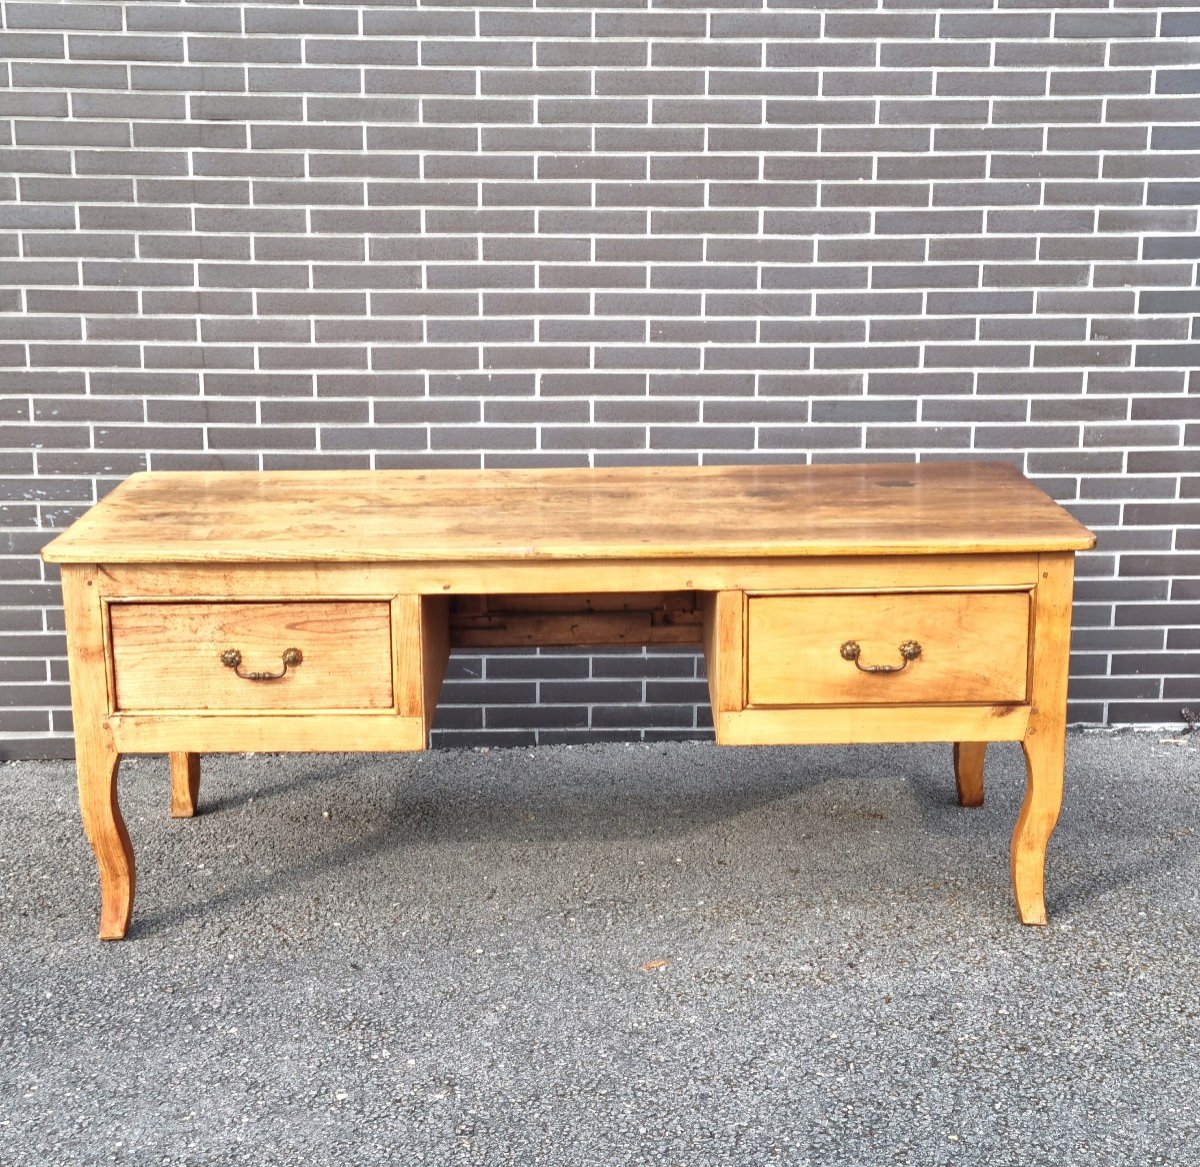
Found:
[61,565,133,941]
[702,591,746,714]
[110,601,393,712]
[392,593,450,735]
[953,742,987,808]
[110,711,428,754]
[392,594,426,723]
[1012,552,1075,926]
[716,704,1030,747]
[41,462,1095,565]
[91,551,1042,600]
[422,595,450,731]
[43,463,1095,938]
[746,591,1030,707]
[169,752,200,818]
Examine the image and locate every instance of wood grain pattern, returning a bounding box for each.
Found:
[746,590,1030,707]
[391,593,449,738]
[42,462,1095,565]
[1012,552,1075,926]
[715,704,1030,747]
[91,551,1042,600]
[110,600,393,712]
[110,712,429,754]
[61,565,133,941]
[169,752,200,818]
[391,593,425,721]
[702,590,746,715]
[44,463,1093,938]
[953,742,987,808]
[421,595,450,736]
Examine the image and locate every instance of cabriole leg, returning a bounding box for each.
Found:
[62,564,135,940]
[1011,551,1075,926]
[78,741,134,940]
[1012,728,1065,926]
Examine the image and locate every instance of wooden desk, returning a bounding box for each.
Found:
[42,462,1094,939]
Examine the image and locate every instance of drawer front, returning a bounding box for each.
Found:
[110,601,393,712]
[746,591,1030,707]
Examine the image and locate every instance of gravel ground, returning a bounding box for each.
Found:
[1,732,1198,1166]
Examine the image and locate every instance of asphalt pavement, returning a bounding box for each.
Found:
[1,732,1198,1165]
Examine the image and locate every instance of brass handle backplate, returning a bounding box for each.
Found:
[221,647,303,682]
[839,639,922,674]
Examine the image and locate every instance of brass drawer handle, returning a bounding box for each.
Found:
[220,647,303,682]
[839,639,922,674]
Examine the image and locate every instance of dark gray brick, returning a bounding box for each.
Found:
[815,346,919,371]
[1052,70,1151,98]
[597,346,701,371]
[245,8,357,35]
[1055,12,1158,39]
[189,36,300,65]
[1100,211,1199,239]
[64,33,180,62]
[828,13,936,39]
[768,100,875,125]
[1138,291,1200,316]
[708,71,813,99]
[942,72,1048,99]
[1104,152,1200,181]
[824,182,929,209]
[16,61,127,90]
[307,97,417,124]
[994,99,1103,126]
[250,67,361,96]
[1162,13,1200,37]
[0,29,62,57]
[595,12,706,39]
[1148,182,1200,206]
[1108,98,1200,125]
[1136,345,1200,368]
[538,41,645,69]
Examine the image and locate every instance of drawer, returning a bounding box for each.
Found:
[109,601,394,712]
[746,591,1030,707]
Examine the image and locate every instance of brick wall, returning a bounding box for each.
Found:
[2,2,1198,758]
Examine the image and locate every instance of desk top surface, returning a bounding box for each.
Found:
[41,461,1095,565]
